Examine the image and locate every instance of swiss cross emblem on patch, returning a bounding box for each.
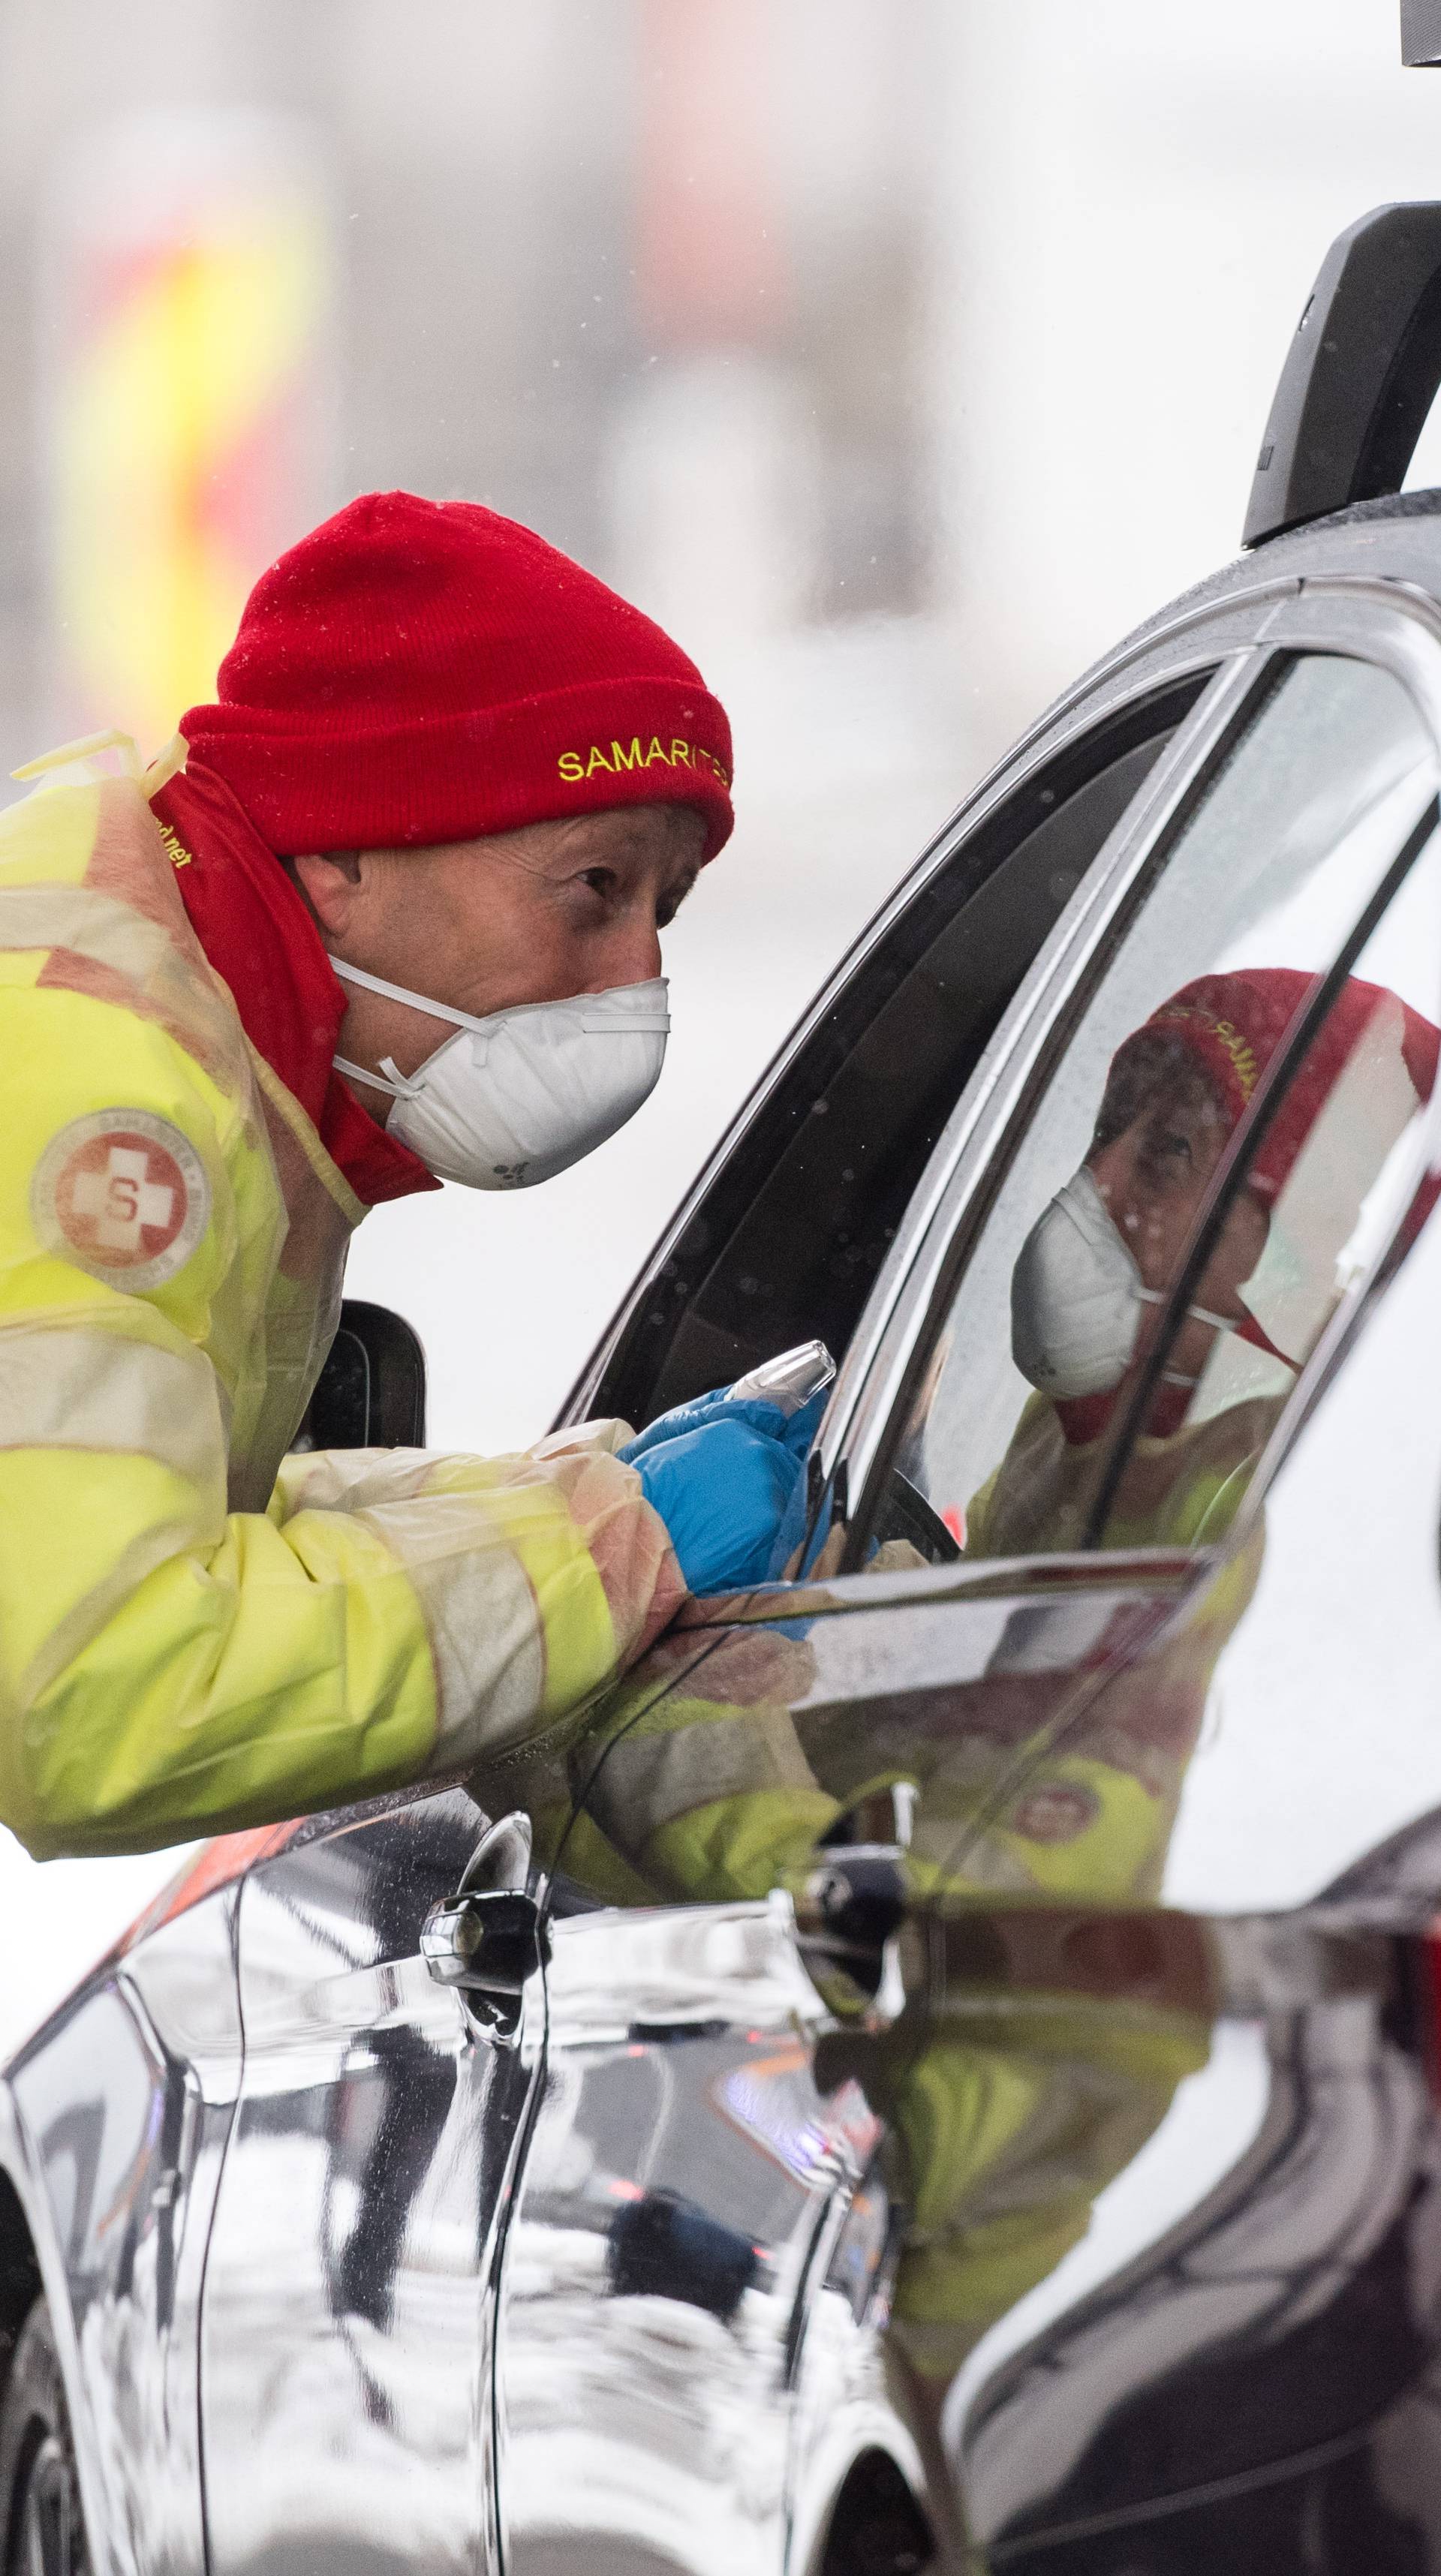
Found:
[32,1111,209,1291]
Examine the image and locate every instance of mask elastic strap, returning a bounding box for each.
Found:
[332,957,498,1039]
[333,955,669,1039]
[1136,1285,1241,1337]
[334,1053,426,1102]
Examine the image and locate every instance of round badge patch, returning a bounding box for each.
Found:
[32,1111,209,1292]
[1008,1781,1100,1847]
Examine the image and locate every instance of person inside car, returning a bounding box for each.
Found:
[0,491,811,1859]
[965,966,1439,1559]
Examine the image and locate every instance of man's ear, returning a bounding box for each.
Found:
[290,850,365,939]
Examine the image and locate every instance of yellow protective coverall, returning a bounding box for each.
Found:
[0,746,683,1859]
[964,1386,1286,1559]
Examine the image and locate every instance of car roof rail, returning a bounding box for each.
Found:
[1243,201,1441,547]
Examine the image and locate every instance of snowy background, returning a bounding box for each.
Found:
[2,0,1441,2045]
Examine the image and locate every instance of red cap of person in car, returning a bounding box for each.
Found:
[1115,966,1440,1366]
[1122,967,1439,1200]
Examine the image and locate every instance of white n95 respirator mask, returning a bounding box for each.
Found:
[1011,1165,1240,1402]
[332,963,670,1189]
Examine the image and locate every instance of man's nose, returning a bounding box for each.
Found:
[1086,1137,1131,1210]
[590,914,663,992]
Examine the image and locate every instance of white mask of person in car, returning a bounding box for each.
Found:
[1011,1165,1241,1402]
[332,962,670,1189]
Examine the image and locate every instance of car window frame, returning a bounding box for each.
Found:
[556,577,1303,1436]
[821,573,1441,1578]
[1186,1048,1441,1577]
[1080,784,1439,1547]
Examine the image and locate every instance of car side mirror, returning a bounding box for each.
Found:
[294,1299,427,1450]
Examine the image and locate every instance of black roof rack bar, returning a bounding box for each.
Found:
[1243,202,1441,548]
[1403,2,1441,66]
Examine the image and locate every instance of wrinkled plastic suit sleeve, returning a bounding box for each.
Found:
[0,792,684,1856]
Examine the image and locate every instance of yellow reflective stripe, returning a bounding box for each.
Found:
[272,1451,542,1759]
[0,882,176,983]
[0,1323,225,1479]
[415,1454,618,1725]
[363,1479,612,1744]
[452,1473,615,1725]
[404,1540,546,1763]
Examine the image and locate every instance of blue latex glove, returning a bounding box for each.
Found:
[619,1384,826,1595]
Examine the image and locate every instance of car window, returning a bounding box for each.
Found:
[1160,1159,1441,1913]
[579,673,1211,1429]
[867,653,1439,1568]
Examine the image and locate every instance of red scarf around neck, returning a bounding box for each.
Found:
[149,759,438,1209]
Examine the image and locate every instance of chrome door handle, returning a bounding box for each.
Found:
[421,1888,549,2004]
[795,1847,910,2020]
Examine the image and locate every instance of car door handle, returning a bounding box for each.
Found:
[795,1847,909,2006]
[421,1889,549,2000]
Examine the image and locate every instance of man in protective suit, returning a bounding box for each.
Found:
[0,491,807,1859]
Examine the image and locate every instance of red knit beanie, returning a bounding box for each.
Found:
[1118,968,1439,1200]
[179,491,734,860]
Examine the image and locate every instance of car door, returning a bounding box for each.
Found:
[512,570,1441,2565]
[197,1779,545,2576]
[4,1865,249,2576]
[463,588,1256,2565]
[489,1877,899,2576]
[836,593,1441,2556]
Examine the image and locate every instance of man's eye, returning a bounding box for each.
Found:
[1140,1126,1193,1180]
[579,867,617,899]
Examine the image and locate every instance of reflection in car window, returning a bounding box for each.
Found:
[874,654,1439,1567]
[588,676,1211,1429]
[1161,1162,1441,1913]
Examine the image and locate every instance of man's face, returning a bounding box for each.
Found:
[1087,1073,1269,1384]
[293,802,705,1097]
